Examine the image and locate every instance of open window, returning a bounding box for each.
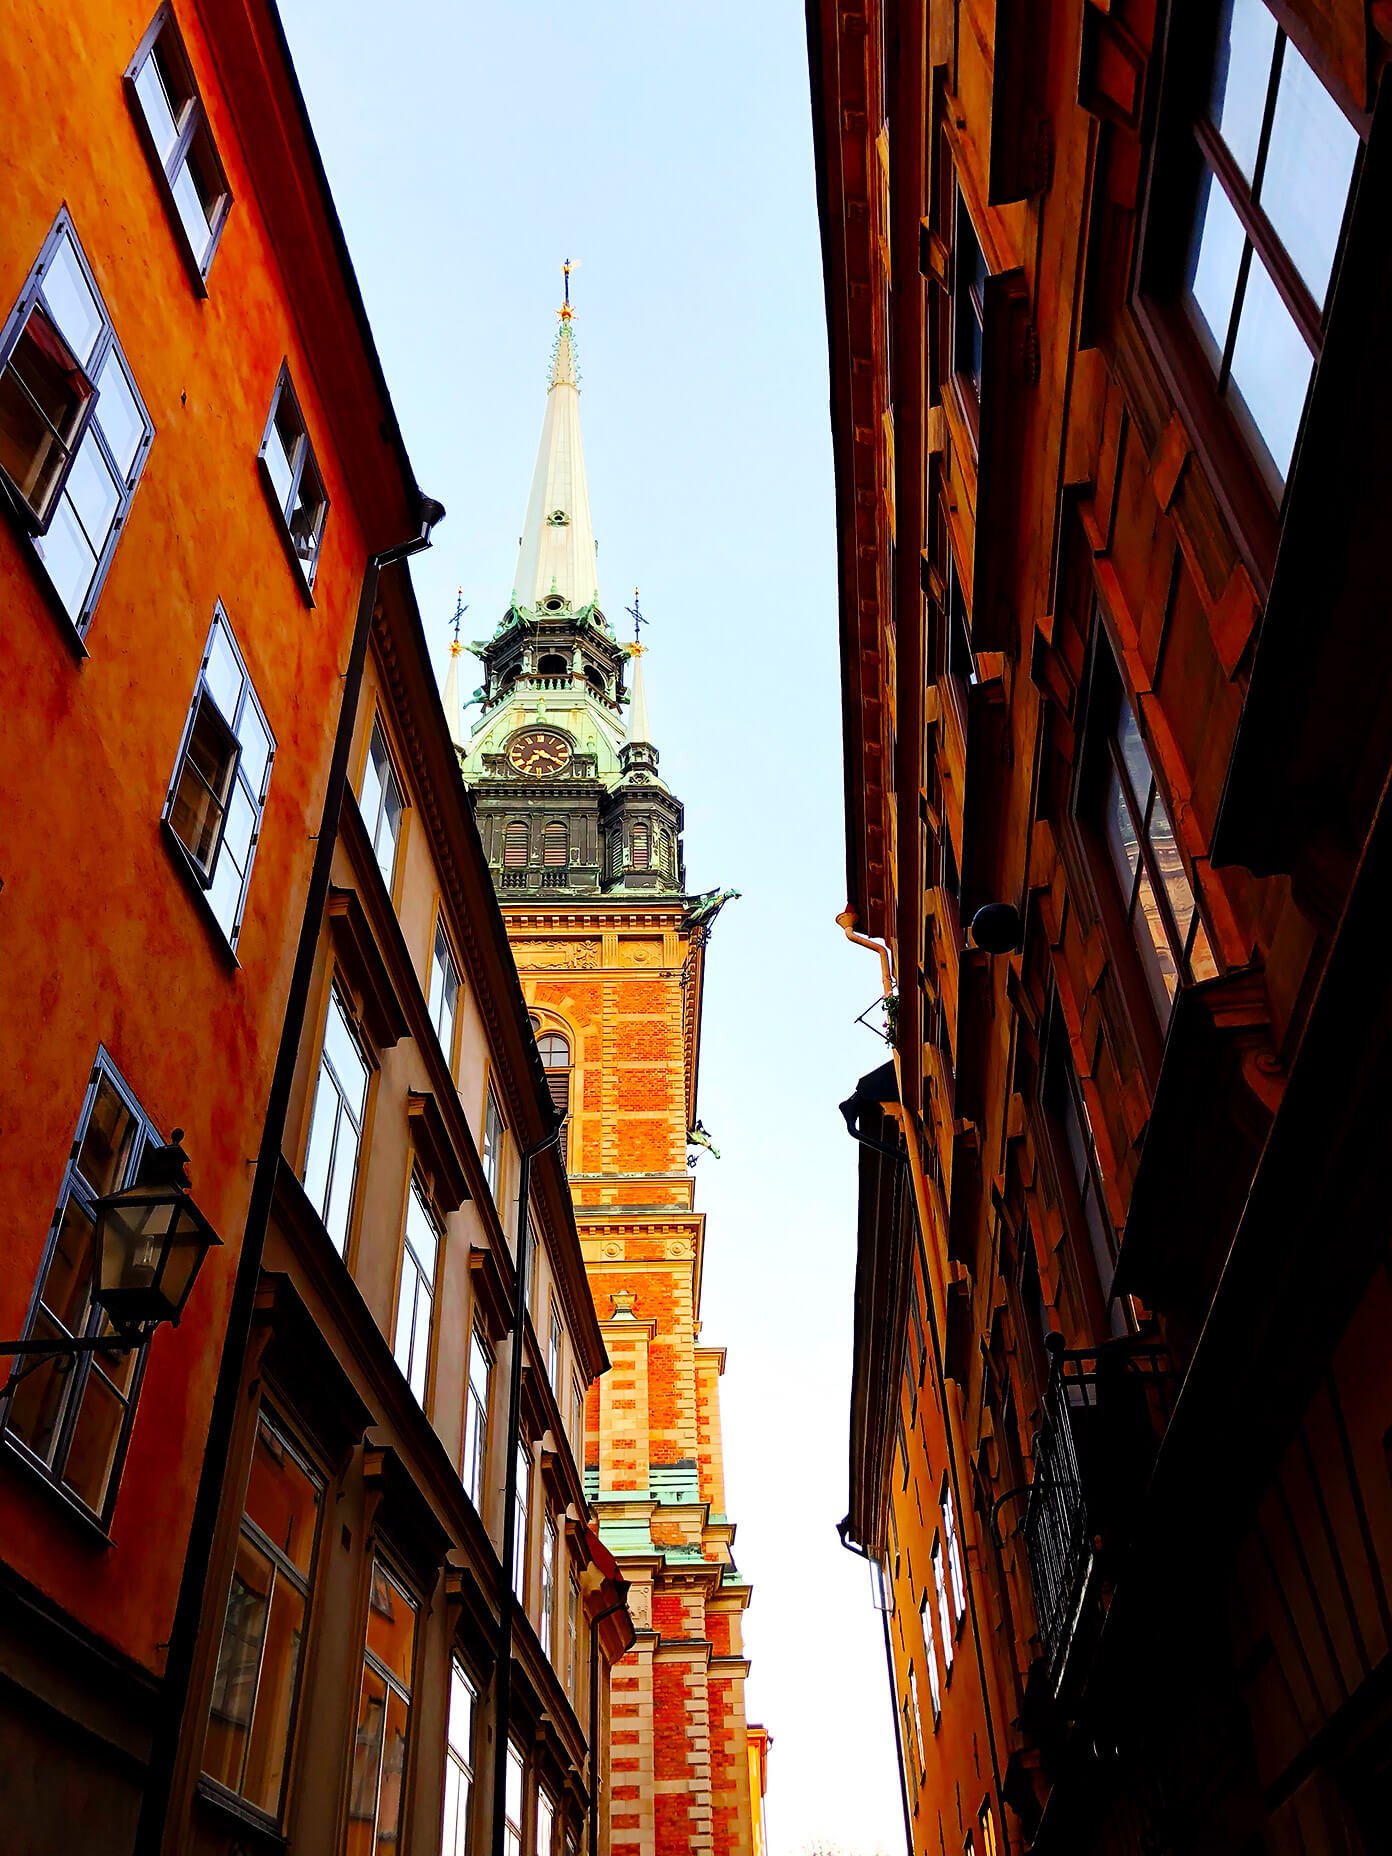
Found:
[258,364,328,594]
[127,5,233,286]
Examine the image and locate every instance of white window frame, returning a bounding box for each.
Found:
[429,917,461,1069]
[359,720,404,892]
[942,1484,967,1628]
[547,1300,562,1389]
[125,3,233,286]
[483,1086,505,1203]
[257,361,328,593]
[535,1786,555,1856]
[441,1656,476,1856]
[393,1180,438,1406]
[932,1538,954,1674]
[541,1512,557,1659]
[0,211,153,637]
[163,604,275,948]
[919,1591,942,1721]
[463,1323,489,1509]
[504,1741,525,1856]
[301,984,370,1256]
[513,1441,530,1604]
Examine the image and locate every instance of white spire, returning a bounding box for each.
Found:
[627,643,652,744]
[442,589,467,751]
[512,267,599,614]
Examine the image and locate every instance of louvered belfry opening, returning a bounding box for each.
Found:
[543,821,569,867]
[503,820,529,868]
[631,821,650,869]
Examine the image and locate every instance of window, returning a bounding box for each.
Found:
[394,1182,439,1406]
[440,1658,476,1856]
[919,1592,942,1721]
[513,1440,530,1603]
[909,1278,928,1384]
[1087,647,1218,1019]
[348,1559,416,1856]
[536,1788,555,1856]
[952,188,988,410]
[900,1698,920,1814]
[483,1087,505,1202]
[359,723,405,892]
[932,1540,954,1674]
[547,1301,562,1390]
[630,821,650,869]
[542,821,569,867]
[0,213,152,634]
[908,1664,927,1773]
[504,1742,525,1856]
[302,985,370,1256]
[2,1052,156,1523]
[942,1484,967,1629]
[165,607,275,946]
[1169,0,1360,487]
[980,1802,1000,1856]
[429,919,461,1067]
[463,1325,489,1509]
[537,1032,571,1121]
[258,364,328,590]
[566,1573,580,1701]
[126,5,232,283]
[1043,1005,1124,1324]
[503,821,529,869]
[541,1513,557,1658]
[570,1377,585,1460]
[203,1413,322,1819]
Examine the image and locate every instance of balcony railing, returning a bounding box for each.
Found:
[1023,1338,1174,1685]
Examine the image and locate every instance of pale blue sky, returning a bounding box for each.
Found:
[279,4,902,1847]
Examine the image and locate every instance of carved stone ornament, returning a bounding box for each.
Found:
[627,1583,653,1628]
[665,1239,691,1259]
[517,941,600,969]
[609,1288,637,1317]
[600,1241,623,1260]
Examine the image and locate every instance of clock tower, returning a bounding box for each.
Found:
[449,280,768,1856]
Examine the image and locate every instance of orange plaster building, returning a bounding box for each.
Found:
[0,0,436,1846]
[452,291,767,1856]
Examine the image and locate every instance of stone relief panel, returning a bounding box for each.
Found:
[514,941,600,969]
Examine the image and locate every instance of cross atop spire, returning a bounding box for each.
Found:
[626,587,648,652]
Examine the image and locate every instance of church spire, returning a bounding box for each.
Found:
[512,260,600,618]
[442,589,467,751]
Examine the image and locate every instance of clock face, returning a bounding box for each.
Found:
[508,729,573,776]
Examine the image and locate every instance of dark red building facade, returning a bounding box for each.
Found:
[811,1,1392,1849]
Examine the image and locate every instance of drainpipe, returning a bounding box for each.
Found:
[588,1586,631,1856]
[134,499,445,1856]
[490,1119,563,1856]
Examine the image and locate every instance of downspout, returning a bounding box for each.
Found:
[490,1119,564,1856]
[135,499,445,1856]
[838,907,1014,1852]
[588,1587,631,1856]
[839,1521,914,1856]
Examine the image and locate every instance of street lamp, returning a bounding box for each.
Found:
[1,1129,221,1378]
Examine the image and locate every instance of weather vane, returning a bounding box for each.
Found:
[626,587,648,654]
[559,257,575,322]
[450,588,468,657]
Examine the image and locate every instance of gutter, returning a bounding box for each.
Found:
[135,500,444,1855]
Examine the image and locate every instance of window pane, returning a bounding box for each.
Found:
[134,51,181,165]
[442,1759,468,1856]
[239,1570,305,1815]
[1186,169,1246,360]
[94,350,143,479]
[263,415,296,513]
[6,1312,73,1464]
[366,1562,416,1689]
[60,1367,126,1511]
[40,1195,99,1334]
[170,701,236,872]
[1133,867,1180,1015]
[347,1664,387,1854]
[244,1418,320,1577]
[204,1535,273,1794]
[41,236,103,367]
[393,1263,421,1394]
[1228,251,1314,480]
[1146,792,1197,943]
[1208,0,1277,181]
[76,1075,140,1195]
[66,436,119,552]
[172,142,215,266]
[449,1662,475,1760]
[238,698,273,797]
[302,1072,338,1230]
[324,1112,359,1252]
[406,1186,438,1279]
[1102,765,1140,896]
[1260,37,1359,307]
[207,841,241,936]
[221,781,256,875]
[33,492,98,618]
[1190,919,1220,983]
[204,621,244,722]
[324,993,370,1115]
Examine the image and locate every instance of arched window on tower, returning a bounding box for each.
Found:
[631,821,650,870]
[537,653,568,676]
[536,1032,571,1119]
[583,664,606,696]
[503,821,529,868]
[542,821,569,868]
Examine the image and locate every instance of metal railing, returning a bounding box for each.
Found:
[1023,1339,1173,1678]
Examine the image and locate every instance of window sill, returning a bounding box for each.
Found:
[160,818,241,969]
[257,458,318,608]
[0,1431,116,1548]
[194,1775,287,1849]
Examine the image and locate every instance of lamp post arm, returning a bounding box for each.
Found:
[0,1328,150,1396]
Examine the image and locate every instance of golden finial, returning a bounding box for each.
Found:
[558,257,574,322]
